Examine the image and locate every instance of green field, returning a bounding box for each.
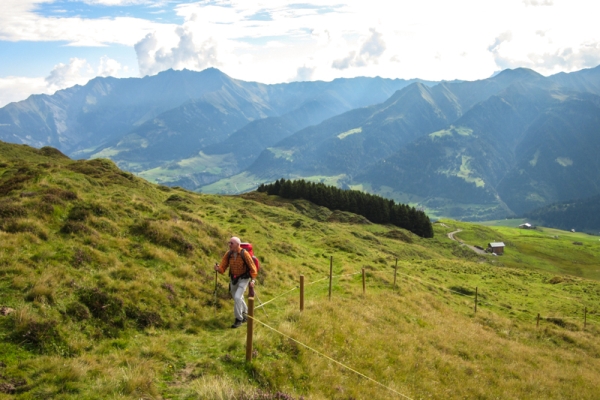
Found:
[0,142,599,399]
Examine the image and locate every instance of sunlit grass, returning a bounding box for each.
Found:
[1,142,599,399]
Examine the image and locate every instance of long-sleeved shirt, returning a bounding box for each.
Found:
[217,248,258,279]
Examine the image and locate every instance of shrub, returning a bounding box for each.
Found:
[0,173,36,196]
[77,287,125,331]
[381,229,414,243]
[130,219,194,255]
[0,201,27,218]
[25,283,55,304]
[8,310,67,354]
[125,307,164,329]
[65,302,91,321]
[71,248,93,268]
[165,194,192,204]
[44,187,77,201]
[67,202,112,222]
[1,219,48,240]
[67,205,90,221]
[39,146,69,159]
[60,221,92,235]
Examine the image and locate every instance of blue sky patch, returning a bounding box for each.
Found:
[246,10,273,22]
[33,0,185,24]
[0,41,138,78]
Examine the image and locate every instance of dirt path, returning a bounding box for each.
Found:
[447,229,487,255]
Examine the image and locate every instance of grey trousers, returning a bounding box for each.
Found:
[230,278,250,321]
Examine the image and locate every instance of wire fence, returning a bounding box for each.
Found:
[239,258,598,398]
[246,313,414,400]
[252,260,599,327]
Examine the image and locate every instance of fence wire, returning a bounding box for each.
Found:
[247,314,414,400]
[251,263,597,327]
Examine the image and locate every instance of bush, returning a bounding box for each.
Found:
[0,201,27,218]
[130,219,194,255]
[7,310,68,354]
[65,302,91,321]
[60,221,92,235]
[44,187,78,201]
[125,307,164,329]
[77,287,125,333]
[1,219,48,240]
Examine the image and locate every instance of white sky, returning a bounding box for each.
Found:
[1,0,600,107]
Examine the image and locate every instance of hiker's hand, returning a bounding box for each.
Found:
[250,280,255,288]
[214,263,219,271]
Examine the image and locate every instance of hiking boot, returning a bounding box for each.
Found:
[242,312,248,323]
[231,319,243,329]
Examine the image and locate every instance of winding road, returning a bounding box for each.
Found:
[447,229,487,255]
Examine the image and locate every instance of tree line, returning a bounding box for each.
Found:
[257,179,434,238]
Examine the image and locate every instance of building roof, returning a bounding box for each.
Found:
[488,242,505,247]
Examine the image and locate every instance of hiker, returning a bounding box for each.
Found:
[214,236,257,328]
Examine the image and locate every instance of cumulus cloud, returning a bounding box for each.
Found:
[82,0,152,4]
[134,27,220,76]
[292,65,315,81]
[489,30,600,73]
[332,28,386,70]
[528,45,600,71]
[488,31,513,53]
[0,55,127,107]
[0,77,48,107]
[45,58,93,90]
[523,0,554,6]
[0,0,170,46]
[98,56,123,77]
[332,52,356,70]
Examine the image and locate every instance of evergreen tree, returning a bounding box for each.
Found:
[255,178,434,238]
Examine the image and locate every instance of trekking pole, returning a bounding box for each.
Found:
[213,266,218,313]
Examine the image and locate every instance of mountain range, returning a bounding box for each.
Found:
[2,65,600,222]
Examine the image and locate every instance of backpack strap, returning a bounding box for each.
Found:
[228,248,251,279]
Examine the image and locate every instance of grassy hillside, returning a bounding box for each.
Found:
[0,142,599,399]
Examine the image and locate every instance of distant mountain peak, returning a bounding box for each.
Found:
[490,68,544,85]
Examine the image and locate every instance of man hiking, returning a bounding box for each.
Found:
[214,236,257,328]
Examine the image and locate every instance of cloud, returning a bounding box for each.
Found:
[360,29,386,61]
[0,55,126,107]
[332,28,386,70]
[45,58,93,90]
[82,0,154,4]
[0,77,48,107]
[489,31,600,74]
[332,52,356,70]
[98,56,123,77]
[488,32,513,53]
[134,27,220,76]
[523,0,553,6]
[0,0,172,46]
[292,65,315,81]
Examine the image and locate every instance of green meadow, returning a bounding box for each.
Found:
[0,142,599,399]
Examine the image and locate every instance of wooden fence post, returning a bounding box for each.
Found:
[329,256,333,300]
[362,268,366,295]
[300,275,304,312]
[474,287,478,313]
[246,297,255,362]
[393,258,398,289]
[537,313,540,328]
